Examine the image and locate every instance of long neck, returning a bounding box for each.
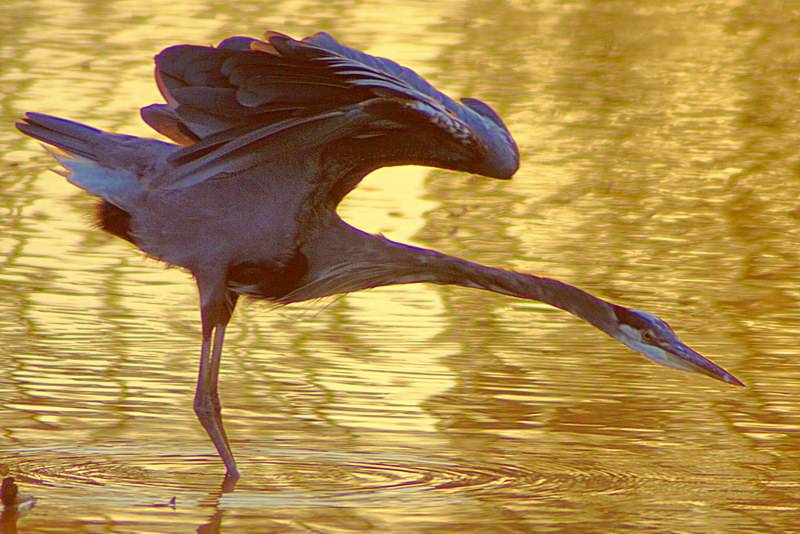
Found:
[416,245,619,334]
[289,223,619,335]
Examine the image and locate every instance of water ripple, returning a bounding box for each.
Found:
[4,442,705,510]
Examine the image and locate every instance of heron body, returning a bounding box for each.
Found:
[17,30,742,481]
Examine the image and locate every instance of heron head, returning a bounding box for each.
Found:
[610,306,744,386]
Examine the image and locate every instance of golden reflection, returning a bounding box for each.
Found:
[2,0,800,532]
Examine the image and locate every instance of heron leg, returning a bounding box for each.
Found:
[194,286,240,480]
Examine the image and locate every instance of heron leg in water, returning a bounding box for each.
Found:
[194,285,239,479]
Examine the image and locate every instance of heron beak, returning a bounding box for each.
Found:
[665,341,744,387]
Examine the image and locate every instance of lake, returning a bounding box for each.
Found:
[1,0,799,531]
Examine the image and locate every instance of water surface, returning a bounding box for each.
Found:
[2,0,800,531]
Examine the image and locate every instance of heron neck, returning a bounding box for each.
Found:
[287,222,619,334]
[409,244,619,334]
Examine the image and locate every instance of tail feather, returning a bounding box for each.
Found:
[16,112,103,160]
[16,112,152,206]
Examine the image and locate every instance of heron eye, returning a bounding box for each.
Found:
[641,330,656,344]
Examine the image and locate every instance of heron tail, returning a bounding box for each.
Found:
[15,113,153,205]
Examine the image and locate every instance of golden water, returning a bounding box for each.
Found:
[2,0,799,531]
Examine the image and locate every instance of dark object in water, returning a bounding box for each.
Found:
[1,478,17,508]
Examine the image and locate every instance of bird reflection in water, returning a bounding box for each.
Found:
[16,30,743,484]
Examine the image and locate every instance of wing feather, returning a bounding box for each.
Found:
[145,30,519,190]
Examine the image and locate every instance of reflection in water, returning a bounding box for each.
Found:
[2,0,800,531]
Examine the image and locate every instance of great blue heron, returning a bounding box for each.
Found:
[17,30,743,480]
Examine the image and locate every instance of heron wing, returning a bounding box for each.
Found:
[146,31,519,190]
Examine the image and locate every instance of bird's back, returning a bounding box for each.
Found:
[16,113,314,284]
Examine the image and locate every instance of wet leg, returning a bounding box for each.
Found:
[194,289,239,480]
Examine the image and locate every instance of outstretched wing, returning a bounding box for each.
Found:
[143,31,519,191]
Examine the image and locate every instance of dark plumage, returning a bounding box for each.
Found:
[227,253,309,300]
[95,201,133,243]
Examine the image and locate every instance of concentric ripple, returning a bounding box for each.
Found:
[234,450,560,507]
[6,446,576,507]
[4,441,696,511]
